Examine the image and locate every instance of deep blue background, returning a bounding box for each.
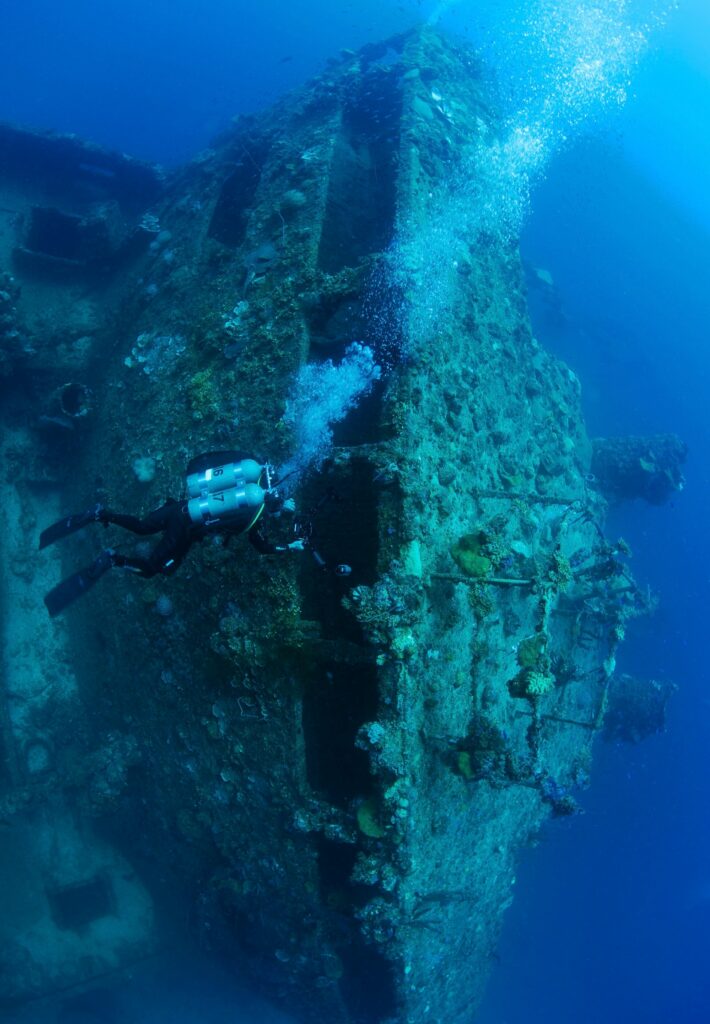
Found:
[1,2,707,1022]
[0,0,423,165]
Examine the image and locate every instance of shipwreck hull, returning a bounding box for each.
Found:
[0,27,657,1024]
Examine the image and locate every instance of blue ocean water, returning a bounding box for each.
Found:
[1,1,708,1022]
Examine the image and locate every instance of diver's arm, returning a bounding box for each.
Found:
[248,524,303,555]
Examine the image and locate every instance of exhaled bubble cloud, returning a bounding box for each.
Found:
[281,344,381,485]
[372,0,676,356]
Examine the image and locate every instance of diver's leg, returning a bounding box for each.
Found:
[110,553,157,578]
[112,532,185,579]
[101,511,163,536]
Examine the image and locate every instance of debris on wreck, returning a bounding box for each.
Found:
[591,433,688,504]
[602,673,678,745]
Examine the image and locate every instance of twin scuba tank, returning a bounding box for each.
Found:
[186,457,271,530]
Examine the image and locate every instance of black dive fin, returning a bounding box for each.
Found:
[39,506,101,550]
[44,550,115,618]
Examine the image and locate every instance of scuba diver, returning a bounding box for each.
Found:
[39,450,343,618]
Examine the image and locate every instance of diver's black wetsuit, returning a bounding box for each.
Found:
[104,499,279,578]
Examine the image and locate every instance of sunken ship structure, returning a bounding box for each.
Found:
[0,26,681,1024]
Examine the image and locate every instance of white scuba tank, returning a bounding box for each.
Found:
[186,458,267,527]
[186,458,263,498]
[187,482,266,526]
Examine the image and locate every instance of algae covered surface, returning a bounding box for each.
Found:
[0,16,686,1024]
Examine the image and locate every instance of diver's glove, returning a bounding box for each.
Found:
[273,539,306,553]
[282,498,296,513]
